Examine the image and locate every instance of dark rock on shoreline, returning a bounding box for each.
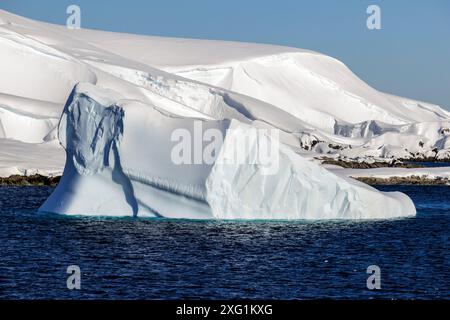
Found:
[2,170,449,187]
[320,158,421,169]
[354,175,449,186]
[0,174,60,186]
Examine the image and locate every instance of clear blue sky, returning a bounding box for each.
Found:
[2,0,449,109]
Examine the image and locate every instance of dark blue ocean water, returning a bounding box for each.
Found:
[406,161,450,168]
[0,185,448,300]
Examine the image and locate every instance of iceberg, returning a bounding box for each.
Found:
[39,83,416,219]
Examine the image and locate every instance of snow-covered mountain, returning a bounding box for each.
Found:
[1,9,449,179]
[0,9,447,218]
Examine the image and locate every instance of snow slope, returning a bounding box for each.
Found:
[0,139,64,177]
[70,27,450,130]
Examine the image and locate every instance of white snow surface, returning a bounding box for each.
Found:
[0,9,445,218]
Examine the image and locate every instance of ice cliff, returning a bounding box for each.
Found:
[39,83,416,219]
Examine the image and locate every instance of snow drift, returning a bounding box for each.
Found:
[40,84,416,219]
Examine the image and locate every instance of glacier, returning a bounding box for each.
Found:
[1,9,450,179]
[40,83,416,219]
[1,9,448,218]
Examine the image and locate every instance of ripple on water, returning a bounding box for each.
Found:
[0,185,448,299]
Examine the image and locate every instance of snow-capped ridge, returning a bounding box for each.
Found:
[1,8,449,167]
